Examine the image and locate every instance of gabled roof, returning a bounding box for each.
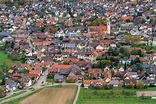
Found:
[88,68,102,74]
[83,80,106,85]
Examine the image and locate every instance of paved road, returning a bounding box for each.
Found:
[33,69,48,89]
[27,35,35,50]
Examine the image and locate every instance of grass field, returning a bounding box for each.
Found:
[4,85,77,104]
[2,91,26,100]
[0,51,21,68]
[77,88,156,104]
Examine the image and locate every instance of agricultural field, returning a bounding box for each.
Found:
[77,88,156,104]
[20,85,77,104]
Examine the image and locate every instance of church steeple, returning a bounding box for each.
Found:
[107,18,111,35]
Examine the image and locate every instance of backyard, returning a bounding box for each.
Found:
[77,87,156,104]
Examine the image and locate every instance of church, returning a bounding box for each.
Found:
[88,19,111,38]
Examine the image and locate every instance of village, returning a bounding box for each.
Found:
[0,0,155,104]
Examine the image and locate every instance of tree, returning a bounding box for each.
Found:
[137,70,141,75]
[132,36,140,44]
[22,69,29,74]
[124,63,127,71]
[124,34,131,44]
[8,53,20,61]
[129,81,135,88]
[0,77,5,85]
[134,58,140,64]
[50,27,58,34]
[0,70,3,78]
[137,80,144,89]
[66,78,75,83]
[111,70,114,76]
[96,56,104,60]
[119,47,124,53]
[0,86,5,98]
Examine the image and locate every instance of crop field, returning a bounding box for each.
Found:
[20,85,77,104]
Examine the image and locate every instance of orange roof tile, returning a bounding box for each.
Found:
[30,70,41,75]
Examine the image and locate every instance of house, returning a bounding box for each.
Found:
[5,79,18,92]
[8,69,14,75]
[30,70,42,76]
[20,77,32,87]
[54,74,64,82]
[114,71,124,79]
[83,80,106,89]
[67,75,79,82]
[108,80,122,87]
[121,15,133,22]
[139,70,150,80]
[124,72,138,79]
[124,79,137,86]
[53,54,63,61]
[63,58,79,65]
[62,52,69,58]
[48,64,73,74]
[59,65,81,77]
[54,30,65,37]
[119,59,131,64]
[64,43,76,49]
[96,44,105,51]
[64,20,73,26]
[152,37,156,46]
[140,57,150,64]
[90,50,104,58]
[76,61,92,70]
[104,68,112,82]
[118,67,124,72]
[130,55,140,60]
[88,68,102,79]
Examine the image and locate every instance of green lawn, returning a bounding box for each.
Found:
[0,51,11,66]
[0,51,21,68]
[77,88,156,104]
[47,78,54,83]
[152,46,156,51]
[2,90,26,100]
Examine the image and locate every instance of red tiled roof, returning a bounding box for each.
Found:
[30,70,41,75]
[83,80,106,85]
[104,69,112,79]
[52,64,72,69]
[63,58,79,64]
[8,69,14,73]
[121,16,133,21]
[88,68,102,74]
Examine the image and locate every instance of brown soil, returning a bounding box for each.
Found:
[20,85,77,104]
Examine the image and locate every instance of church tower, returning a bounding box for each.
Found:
[107,19,111,35]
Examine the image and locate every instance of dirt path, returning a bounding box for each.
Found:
[137,91,156,97]
[20,85,77,104]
